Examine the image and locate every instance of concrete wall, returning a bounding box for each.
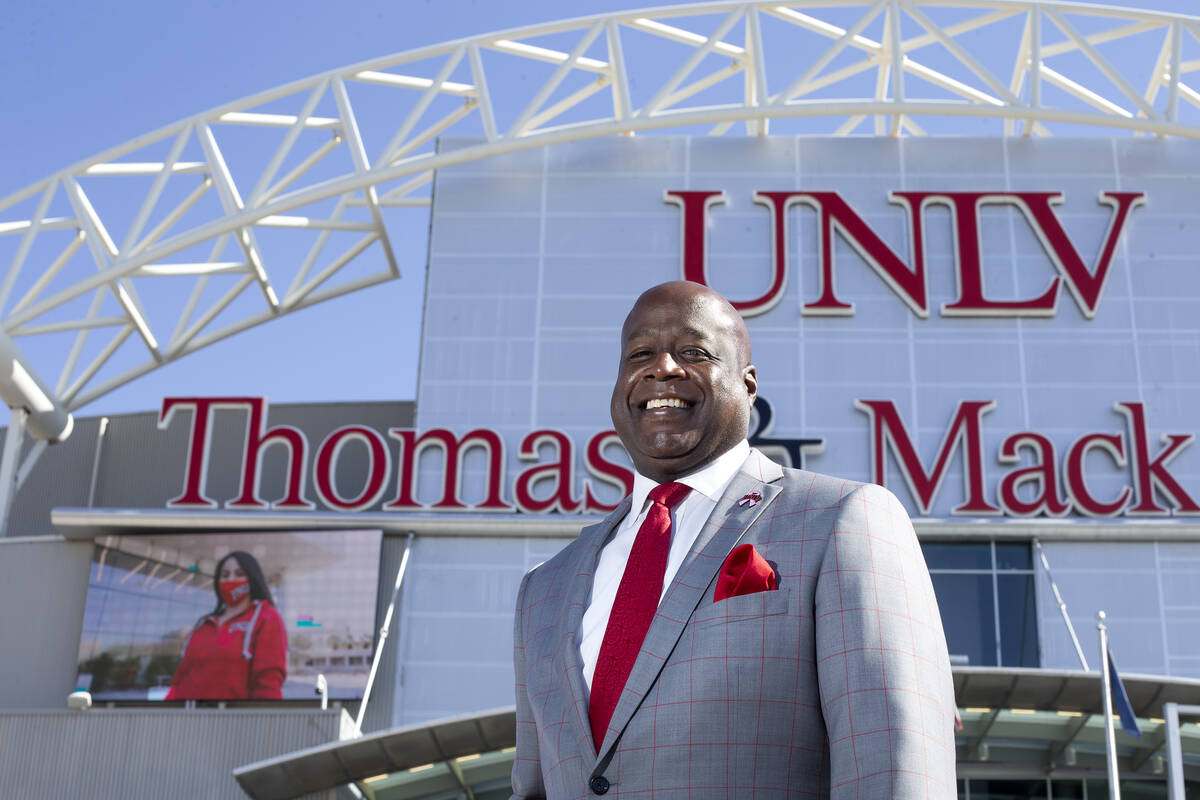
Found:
[0,537,92,709]
[0,708,346,799]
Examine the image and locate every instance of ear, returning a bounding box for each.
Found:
[742,364,758,404]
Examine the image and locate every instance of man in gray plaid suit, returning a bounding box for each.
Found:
[511,281,957,799]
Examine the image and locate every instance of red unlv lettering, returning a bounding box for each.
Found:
[669,189,1144,318]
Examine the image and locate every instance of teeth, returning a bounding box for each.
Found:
[646,398,688,410]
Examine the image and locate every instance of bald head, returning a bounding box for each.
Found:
[623,281,752,368]
[610,281,758,482]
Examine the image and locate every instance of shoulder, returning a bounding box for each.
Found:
[249,602,285,632]
[769,463,912,529]
[739,448,871,504]
[516,508,622,611]
[787,470,919,553]
[516,522,589,601]
[523,521,596,579]
[770,462,877,507]
[524,503,627,581]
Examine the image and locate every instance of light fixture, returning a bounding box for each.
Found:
[315,674,328,710]
[0,328,72,442]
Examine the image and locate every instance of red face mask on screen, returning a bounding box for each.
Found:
[218,578,250,607]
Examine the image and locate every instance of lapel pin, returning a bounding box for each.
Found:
[738,491,762,507]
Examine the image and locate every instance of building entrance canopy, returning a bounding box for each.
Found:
[232,668,1200,799]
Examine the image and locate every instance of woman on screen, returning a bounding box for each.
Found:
[166,551,288,700]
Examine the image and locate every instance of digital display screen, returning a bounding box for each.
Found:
[75,529,382,702]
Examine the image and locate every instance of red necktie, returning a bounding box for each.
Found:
[589,481,691,749]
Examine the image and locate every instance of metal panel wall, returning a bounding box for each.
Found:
[1036,540,1200,679]
[0,538,92,708]
[0,708,345,799]
[390,534,572,727]
[420,136,1200,519]
[6,417,98,537]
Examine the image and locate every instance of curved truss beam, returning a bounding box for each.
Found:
[2,0,1200,422]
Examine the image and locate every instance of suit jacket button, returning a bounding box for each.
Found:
[589,775,610,795]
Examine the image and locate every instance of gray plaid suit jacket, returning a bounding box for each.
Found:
[511,448,957,799]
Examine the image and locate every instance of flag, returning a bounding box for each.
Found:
[1107,648,1141,739]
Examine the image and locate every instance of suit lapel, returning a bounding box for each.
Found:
[595,449,784,762]
[559,496,630,761]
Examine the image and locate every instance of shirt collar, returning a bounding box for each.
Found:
[628,440,751,514]
[203,600,260,627]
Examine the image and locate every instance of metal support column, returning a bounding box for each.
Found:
[0,408,28,536]
[1164,702,1200,799]
[355,531,415,734]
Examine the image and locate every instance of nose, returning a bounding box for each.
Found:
[646,351,685,380]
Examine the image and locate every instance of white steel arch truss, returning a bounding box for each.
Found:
[2,0,1200,442]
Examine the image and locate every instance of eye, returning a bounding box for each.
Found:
[626,348,653,362]
[680,347,710,361]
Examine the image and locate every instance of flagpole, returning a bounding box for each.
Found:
[1034,539,1089,670]
[1098,611,1121,800]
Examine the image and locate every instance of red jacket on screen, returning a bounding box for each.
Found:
[166,600,288,700]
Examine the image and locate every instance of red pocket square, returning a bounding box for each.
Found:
[713,543,777,602]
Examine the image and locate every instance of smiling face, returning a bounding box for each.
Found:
[610,282,757,484]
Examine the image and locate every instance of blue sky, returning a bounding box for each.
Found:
[0,0,1195,416]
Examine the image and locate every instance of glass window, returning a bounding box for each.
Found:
[959,778,1196,800]
[996,542,1033,570]
[1115,783,1168,800]
[931,573,996,667]
[923,542,992,570]
[922,541,1039,668]
[998,574,1039,667]
[1048,780,1084,799]
[967,779,1049,799]
[1086,779,1175,799]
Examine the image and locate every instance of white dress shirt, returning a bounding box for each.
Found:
[579,440,750,693]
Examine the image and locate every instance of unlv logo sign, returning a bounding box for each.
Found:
[667,189,1145,318]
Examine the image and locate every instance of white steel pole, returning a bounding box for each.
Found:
[1165,702,1185,800]
[1035,539,1089,670]
[0,408,27,537]
[354,531,415,734]
[1098,611,1121,800]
